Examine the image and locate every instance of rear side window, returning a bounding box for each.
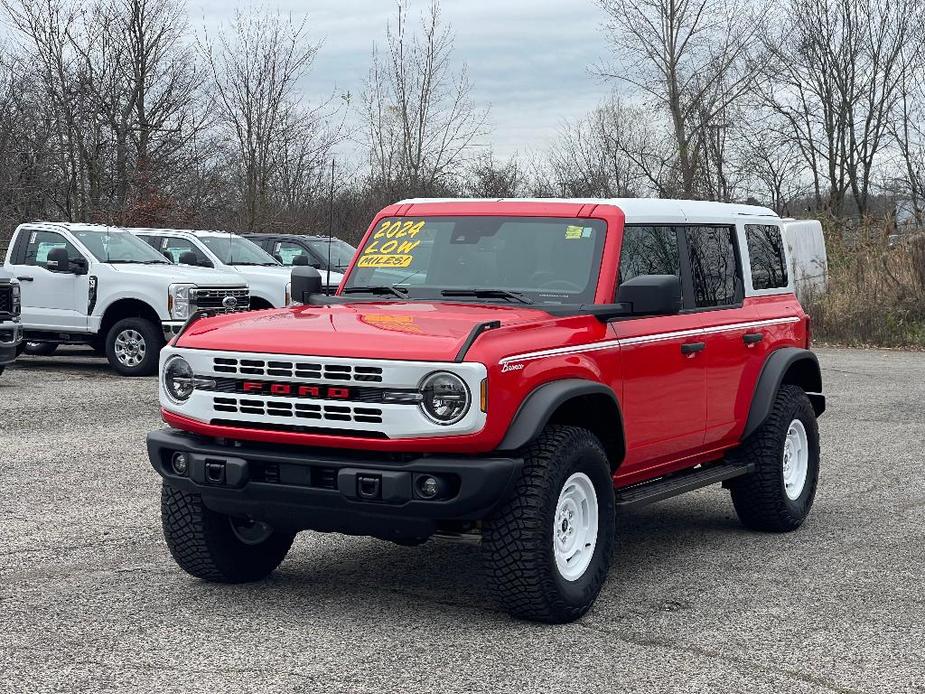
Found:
[686,226,740,308]
[619,226,680,283]
[745,224,788,290]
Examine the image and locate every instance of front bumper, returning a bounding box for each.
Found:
[148,428,522,541]
[0,321,22,365]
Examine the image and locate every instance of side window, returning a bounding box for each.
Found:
[23,231,82,269]
[686,226,740,308]
[162,237,210,266]
[745,224,788,290]
[140,235,162,250]
[274,241,315,267]
[618,226,681,285]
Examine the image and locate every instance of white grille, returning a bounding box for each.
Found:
[212,396,383,424]
[213,357,383,382]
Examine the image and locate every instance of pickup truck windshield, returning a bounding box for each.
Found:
[201,236,279,266]
[305,238,356,269]
[73,230,170,264]
[343,216,606,305]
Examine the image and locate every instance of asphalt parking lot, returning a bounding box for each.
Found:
[0,347,923,694]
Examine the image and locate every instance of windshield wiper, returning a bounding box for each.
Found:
[342,285,409,299]
[440,289,534,305]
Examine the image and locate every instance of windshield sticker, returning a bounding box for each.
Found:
[565,225,593,240]
[358,220,426,268]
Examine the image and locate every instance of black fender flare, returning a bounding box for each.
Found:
[497,379,623,452]
[743,347,825,439]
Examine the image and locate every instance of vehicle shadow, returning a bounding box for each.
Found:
[224,495,753,621]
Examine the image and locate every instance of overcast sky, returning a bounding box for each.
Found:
[193,0,616,160]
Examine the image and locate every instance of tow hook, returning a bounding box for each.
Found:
[356,474,382,500]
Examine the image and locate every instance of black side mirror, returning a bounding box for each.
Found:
[273,253,284,264]
[291,266,322,303]
[46,247,72,273]
[70,257,88,275]
[178,251,199,266]
[291,254,309,266]
[617,274,682,316]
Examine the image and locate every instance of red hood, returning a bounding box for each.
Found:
[176,301,555,361]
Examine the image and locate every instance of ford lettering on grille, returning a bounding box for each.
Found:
[241,381,351,399]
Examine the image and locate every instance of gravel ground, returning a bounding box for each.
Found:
[0,347,923,694]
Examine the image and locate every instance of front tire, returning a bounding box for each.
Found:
[482,425,615,623]
[161,483,294,583]
[728,385,820,532]
[105,317,162,376]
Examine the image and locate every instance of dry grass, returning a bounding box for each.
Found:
[804,216,925,348]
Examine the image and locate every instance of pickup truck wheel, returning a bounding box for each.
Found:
[161,483,294,583]
[105,317,162,376]
[24,341,58,356]
[482,425,615,623]
[728,385,820,532]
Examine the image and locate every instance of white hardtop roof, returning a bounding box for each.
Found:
[396,198,779,224]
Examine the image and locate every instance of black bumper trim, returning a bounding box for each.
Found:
[147,428,522,540]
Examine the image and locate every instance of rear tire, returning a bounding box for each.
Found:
[728,385,820,532]
[482,425,615,623]
[161,483,294,583]
[105,317,162,376]
[24,341,58,356]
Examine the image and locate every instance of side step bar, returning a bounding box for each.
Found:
[615,461,754,510]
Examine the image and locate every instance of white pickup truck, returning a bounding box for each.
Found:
[3,223,249,376]
[131,229,292,309]
[0,269,21,377]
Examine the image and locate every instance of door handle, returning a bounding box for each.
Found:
[16,276,34,281]
[680,342,706,355]
[743,332,765,345]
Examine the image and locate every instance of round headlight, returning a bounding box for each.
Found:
[419,371,470,425]
[163,356,195,403]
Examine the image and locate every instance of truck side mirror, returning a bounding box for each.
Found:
[617,274,682,316]
[46,247,72,273]
[291,254,309,266]
[291,266,322,303]
[69,257,88,275]
[178,251,199,266]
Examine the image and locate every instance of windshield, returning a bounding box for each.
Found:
[305,238,356,270]
[200,236,279,266]
[343,216,606,305]
[73,230,170,264]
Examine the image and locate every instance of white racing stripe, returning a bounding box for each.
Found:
[498,316,801,364]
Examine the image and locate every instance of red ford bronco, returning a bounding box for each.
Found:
[149,199,825,623]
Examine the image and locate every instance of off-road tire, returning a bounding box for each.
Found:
[728,385,819,532]
[161,483,294,583]
[105,317,162,376]
[24,341,58,356]
[482,425,615,623]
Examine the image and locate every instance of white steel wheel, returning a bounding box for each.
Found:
[553,472,599,581]
[113,329,146,367]
[782,418,809,501]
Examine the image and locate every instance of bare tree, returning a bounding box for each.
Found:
[597,0,765,198]
[761,0,924,215]
[465,150,523,198]
[202,10,340,230]
[362,0,488,196]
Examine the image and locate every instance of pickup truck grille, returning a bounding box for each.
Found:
[212,357,383,383]
[0,285,12,317]
[191,287,250,312]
